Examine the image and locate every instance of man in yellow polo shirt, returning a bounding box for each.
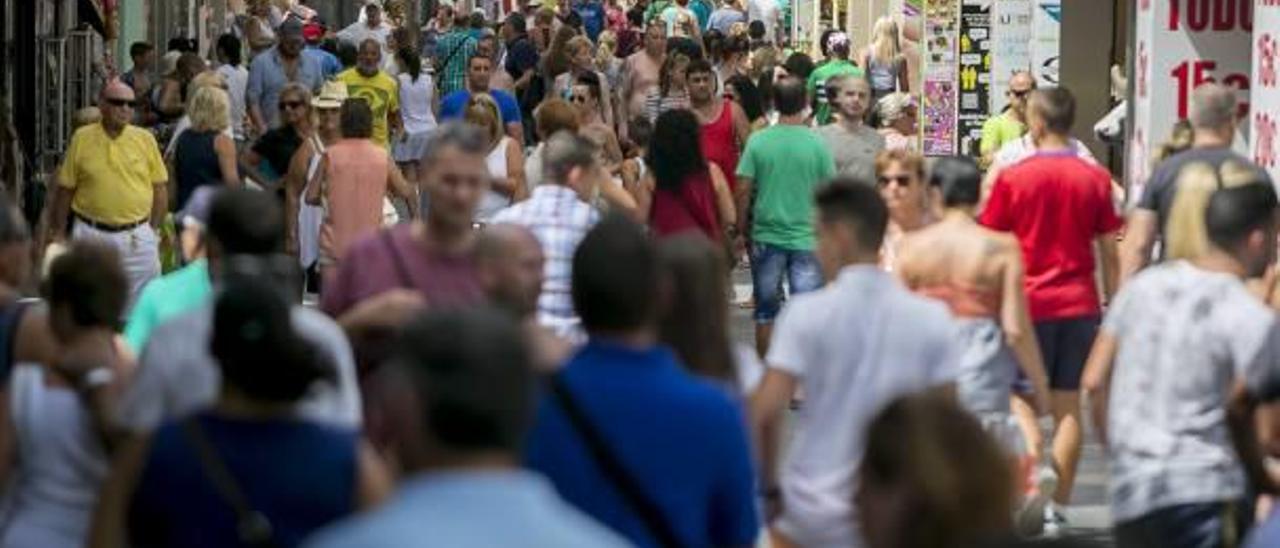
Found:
[336,38,400,148]
[980,70,1036,169]
[48,78,168,309]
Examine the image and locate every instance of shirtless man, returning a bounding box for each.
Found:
[570,72,624,171]
[686,58,750,192]
[621,21,667,129]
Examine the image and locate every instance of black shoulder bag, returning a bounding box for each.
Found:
[549,375,684,548]
[181,418,279,548]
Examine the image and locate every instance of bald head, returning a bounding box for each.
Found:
[99,78,137,131]
[476,225,545,317]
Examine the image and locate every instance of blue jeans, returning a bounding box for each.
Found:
[1113,501,1250,548]
[750,242,823,323]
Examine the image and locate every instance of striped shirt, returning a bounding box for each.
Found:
[434,30,477,98]
[491,185,599,337]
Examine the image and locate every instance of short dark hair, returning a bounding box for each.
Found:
[627,116,653,148]
[573,214,661,332]
[773,76,807,116]
[392,307,533,452]
[213,275,333,403]
[470,11,486,28]
[208,188,284,255]
[468,52,492,69]
[340,97,374,139]
[167,36,196,53]
[783,52,815,81]
[45,242,127,329]
[685,57,715,79]
[216,33,242,66]
[575,70,602,99]
[129,41,154,60]
[932,156,982,208]
[337,41,358,68]
[815,177,889,252]
[1206,183,1280,251]
[1030,87,1076,135]
[748,20,765,40]
[505,12,527,33]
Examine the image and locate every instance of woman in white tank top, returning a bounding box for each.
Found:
[391,49,438,187]
[465,94,526,222]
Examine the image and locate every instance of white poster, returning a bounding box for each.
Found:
[1127,0,1253,200]
[990,0,1032,114]
[1252,0,1279,181]
[1030,0,1061,87]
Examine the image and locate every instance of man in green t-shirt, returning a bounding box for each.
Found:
[805,31,864,125]
[735,76,836,356]
[979,70,1036,168]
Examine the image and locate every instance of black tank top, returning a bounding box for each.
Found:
[173,130,225,212]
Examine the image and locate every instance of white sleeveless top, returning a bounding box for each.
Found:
[0,365,108,548]
[476,137,514,221]
[298,135,326,269]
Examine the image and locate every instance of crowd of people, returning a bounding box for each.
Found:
[2,0,1280,547]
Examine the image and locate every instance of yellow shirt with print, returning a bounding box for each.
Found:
[58,124,167,225]
[336,69,400,148]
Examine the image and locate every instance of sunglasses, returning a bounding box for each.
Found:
[1009,89,1032,98]
[279,101,306,110]
[570,95,589,103]
[105,97,137,108]
[877,175,914,188]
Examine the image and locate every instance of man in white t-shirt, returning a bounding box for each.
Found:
[1082,182,1280,547]
[751,179,959,548]
[338,2,393,52]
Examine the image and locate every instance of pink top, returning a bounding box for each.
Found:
[320,139,390,263]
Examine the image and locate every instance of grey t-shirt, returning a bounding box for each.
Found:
[815,123,885,184]
[1103,261,1280,522]
[1137,146,1274,233]
[118,304,363,432]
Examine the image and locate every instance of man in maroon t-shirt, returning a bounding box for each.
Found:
[321,123,492,351]
[979,87,1123,535]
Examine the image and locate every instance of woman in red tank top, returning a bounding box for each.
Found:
[640,110,736,242]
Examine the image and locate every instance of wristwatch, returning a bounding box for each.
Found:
[79,367,115,392]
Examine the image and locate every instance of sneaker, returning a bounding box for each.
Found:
[1014,492,1047,537]
[1042,504,1069,538]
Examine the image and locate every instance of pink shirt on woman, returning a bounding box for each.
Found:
[320,139,390,264]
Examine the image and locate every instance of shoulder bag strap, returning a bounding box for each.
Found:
[180,418,279,548]
[0,300,31,379]
[378,229,416,290]
[549,375,684,548]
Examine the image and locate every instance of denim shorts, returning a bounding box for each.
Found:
[750,242,823,323]
[1113,500,1250,548]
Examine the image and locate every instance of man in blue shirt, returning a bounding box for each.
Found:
[439,54,525,145]
[572,0,606,41]
[302,22,341,79]
[525,215,760,548]
[246,20,325,132]
[306,308,628,548]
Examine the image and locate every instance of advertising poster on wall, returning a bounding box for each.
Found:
[990,0,1032,114]
[1127,0,1253,200]
[1030,0,1061,87]
[922,0,958,156]
[957,0,991,157]
[1253,0,1279,181]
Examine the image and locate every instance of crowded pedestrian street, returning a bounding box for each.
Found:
[0,0,1278,547]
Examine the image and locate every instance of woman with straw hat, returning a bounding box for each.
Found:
[286,80,346,289]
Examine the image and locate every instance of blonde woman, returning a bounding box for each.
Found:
[876,149,937,271]
[467,94,527,222]
[876,92,919,152]
[554,35,616,130]
[595,30,624,93]
[860,16,910,102]
[1164,160,1261,262]
[170,86,240,212]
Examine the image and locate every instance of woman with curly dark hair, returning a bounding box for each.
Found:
[639,109,734,242]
